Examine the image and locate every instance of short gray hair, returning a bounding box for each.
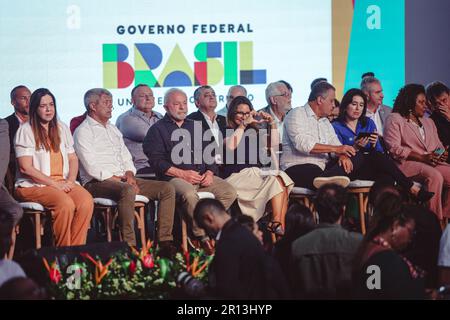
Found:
[84,88,112,112]
[193,85,214,102]
[163,88,186,105]
[308,82,335,102]
[265,81,286,105]
[360,76,381,94]
[226,85,247,98]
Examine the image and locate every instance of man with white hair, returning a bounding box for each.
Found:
[73,88,176,254]
[216,85,247,117]
[143,88,237,254]
[258,81,292,143]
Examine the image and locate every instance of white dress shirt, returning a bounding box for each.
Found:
[73,115,136,185]
[366,107,384,136]
[281,103,342,171]
[269,106,284,142]
[200,110,220,143]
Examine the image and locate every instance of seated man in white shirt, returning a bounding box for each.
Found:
[258,81,292,150]
[73,88,176,254]
[281,82,365,190]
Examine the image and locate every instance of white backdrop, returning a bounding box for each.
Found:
[0,0,331,123]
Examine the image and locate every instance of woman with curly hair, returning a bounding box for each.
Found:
[384,84,450,222]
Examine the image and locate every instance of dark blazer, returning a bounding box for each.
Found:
[378,104,392,129]
[209,219,290,299]
[4,114,20,193]
[5,113,20,154]
[0,119,10,185]
[430,112,450,164]
[187,110,227,147]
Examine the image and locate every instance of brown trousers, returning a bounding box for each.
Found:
[84,179,175,246]
[169,176,237,238]
[15,185,94,246]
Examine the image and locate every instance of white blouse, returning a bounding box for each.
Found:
[14,121,75,188]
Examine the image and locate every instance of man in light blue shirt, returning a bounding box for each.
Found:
[116,84,163,174]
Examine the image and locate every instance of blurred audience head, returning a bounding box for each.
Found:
[314,184,348,224]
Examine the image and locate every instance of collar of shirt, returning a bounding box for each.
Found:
[130,107,162,120]
[269,106,283,124]
[15,113,27,124]
[200,110,217,124]
[86,114,111,127]
[215,229,222,241]
[161,113,195,129]
[305,103,327,123]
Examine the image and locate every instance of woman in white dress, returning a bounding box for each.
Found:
[222,96,294,235]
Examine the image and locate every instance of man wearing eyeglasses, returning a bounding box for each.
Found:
[116,84,163,174]
[216,85,248,117]
[258,81,292,148]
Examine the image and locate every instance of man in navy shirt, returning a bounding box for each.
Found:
[143,88,237,253]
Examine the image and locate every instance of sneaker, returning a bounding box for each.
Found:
[313,176,350,189]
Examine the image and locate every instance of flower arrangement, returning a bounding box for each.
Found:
[41,241,213,300]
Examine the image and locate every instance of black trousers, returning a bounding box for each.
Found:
[285,151,414,191]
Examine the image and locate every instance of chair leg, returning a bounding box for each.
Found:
[7,226,19,259]
[35,212,42,249]
[136,205,146,247]
[105,208,112,242]
[181,215,188,253]
[358,193,366,235]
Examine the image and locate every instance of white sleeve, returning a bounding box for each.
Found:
[284,109,317,154]
[73,125,114,181]
[60,122,75,154]
[14,123,35,158]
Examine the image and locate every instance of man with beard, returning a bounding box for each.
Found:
[5,85,31,193]
[143,88,237,254]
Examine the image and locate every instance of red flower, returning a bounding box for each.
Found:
[129,260,137,275]
[49,267,62,284]
[42,258,61,284]
[142,254,154,269]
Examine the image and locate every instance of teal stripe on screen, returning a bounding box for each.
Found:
[344,0,405,107]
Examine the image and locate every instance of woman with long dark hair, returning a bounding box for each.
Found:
[14,88,93,246]
[332,88,433,202]
[223,96,294,235]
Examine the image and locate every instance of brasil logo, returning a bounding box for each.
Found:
[103,41,267,89]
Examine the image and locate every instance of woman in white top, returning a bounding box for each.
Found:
[14,88,93,247]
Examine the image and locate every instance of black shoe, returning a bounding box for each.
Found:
[158,241,178,258]
[416,188,434,203]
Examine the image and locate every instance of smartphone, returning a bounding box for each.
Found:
[434,147,445,156]
[356,132,372,140]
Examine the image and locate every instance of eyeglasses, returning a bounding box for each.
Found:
[235,111,251,116]
[273,92,291,98]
